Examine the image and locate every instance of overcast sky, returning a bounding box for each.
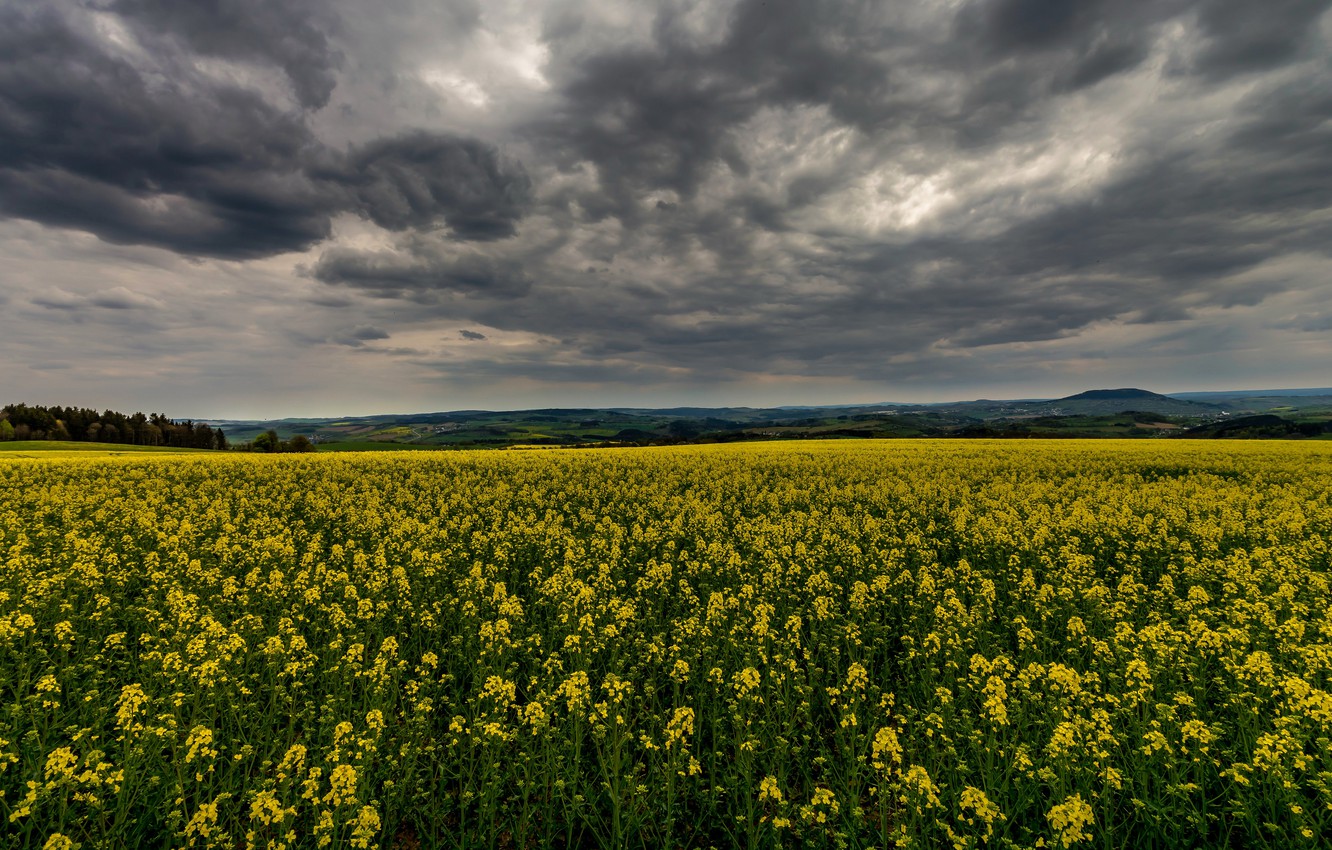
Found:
[2,0,1330,418]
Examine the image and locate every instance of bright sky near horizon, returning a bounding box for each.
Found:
[2,0,1330,418]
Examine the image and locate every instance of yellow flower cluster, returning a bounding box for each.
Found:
[1,439,1330,847]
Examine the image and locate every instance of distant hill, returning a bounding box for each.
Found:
[1060,388,1166,401]
[929,388,1220,419]
[1030,389,1221,417]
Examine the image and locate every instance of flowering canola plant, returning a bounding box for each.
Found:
[1,440,1330,848]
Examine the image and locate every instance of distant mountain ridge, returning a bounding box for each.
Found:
[1035,388,1221,417]
[1060,388,1171,401]
[928,388,1221,419]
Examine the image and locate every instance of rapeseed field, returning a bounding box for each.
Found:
[1,440,1329,849]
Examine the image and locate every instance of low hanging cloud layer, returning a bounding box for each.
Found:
[2,0,1330,416]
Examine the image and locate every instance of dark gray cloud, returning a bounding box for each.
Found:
[2,0,1330,414]
[351,325,390,341]
[531,0,908,220]
[499,0,1329,373]
[529,0,1332,228]
[313,242,534,299]
[0,2,530,259]
[0,5,327,258]
[31,287,159,312]
[30,292,82,312]
[111,0,344,108]
[332,132,532,239]
[88,288,159,310]
[1193,0,1332,76]
[327,324,391,347]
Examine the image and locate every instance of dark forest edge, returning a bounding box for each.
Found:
[0,406,323,453]
[1,403,227,449]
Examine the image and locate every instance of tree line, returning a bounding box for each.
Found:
[249,430,315,453]
[0,403,228,450]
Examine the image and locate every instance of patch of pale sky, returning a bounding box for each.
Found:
[733,104,857,181]
[322,214,403,254]
[419,69,492,108]
[87,9,146,61]
[472,21,552,90]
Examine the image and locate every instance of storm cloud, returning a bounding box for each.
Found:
[0,2,529,259]
[1,0,1330,415]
